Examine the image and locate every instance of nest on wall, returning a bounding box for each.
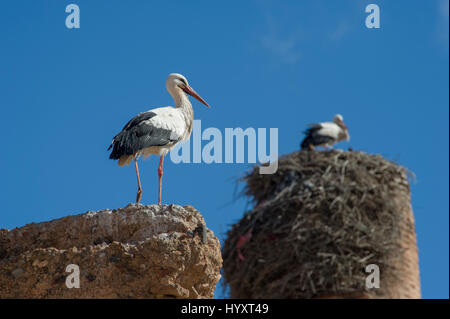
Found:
[222,150,415,298]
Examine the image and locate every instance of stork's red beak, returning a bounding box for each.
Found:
[182,85,210,108]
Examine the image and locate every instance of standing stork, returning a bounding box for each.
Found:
[300,114,350,151]
[108,73,210,204]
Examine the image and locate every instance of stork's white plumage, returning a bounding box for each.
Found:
[108,73,210,204]
[301,114,350,150]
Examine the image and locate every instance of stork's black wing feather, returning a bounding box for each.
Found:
[300,123,334,149]
[121,111,158,132]
[108,111,177,160]
[304,123,322,134]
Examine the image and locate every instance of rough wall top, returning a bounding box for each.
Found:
[0,204,222,298]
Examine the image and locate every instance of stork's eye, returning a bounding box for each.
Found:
[179,78,187,85]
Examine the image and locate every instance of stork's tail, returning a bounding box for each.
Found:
[108,137,132,166]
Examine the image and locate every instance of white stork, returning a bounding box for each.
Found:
[108,73,210,204]
[300,114,350,151]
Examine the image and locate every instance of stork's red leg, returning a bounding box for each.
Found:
[133,155,143,203]
[158,156,164,205]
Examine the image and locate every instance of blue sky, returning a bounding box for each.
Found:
[0,1,448,299]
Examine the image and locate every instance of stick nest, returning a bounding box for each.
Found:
[223,150,413,298]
